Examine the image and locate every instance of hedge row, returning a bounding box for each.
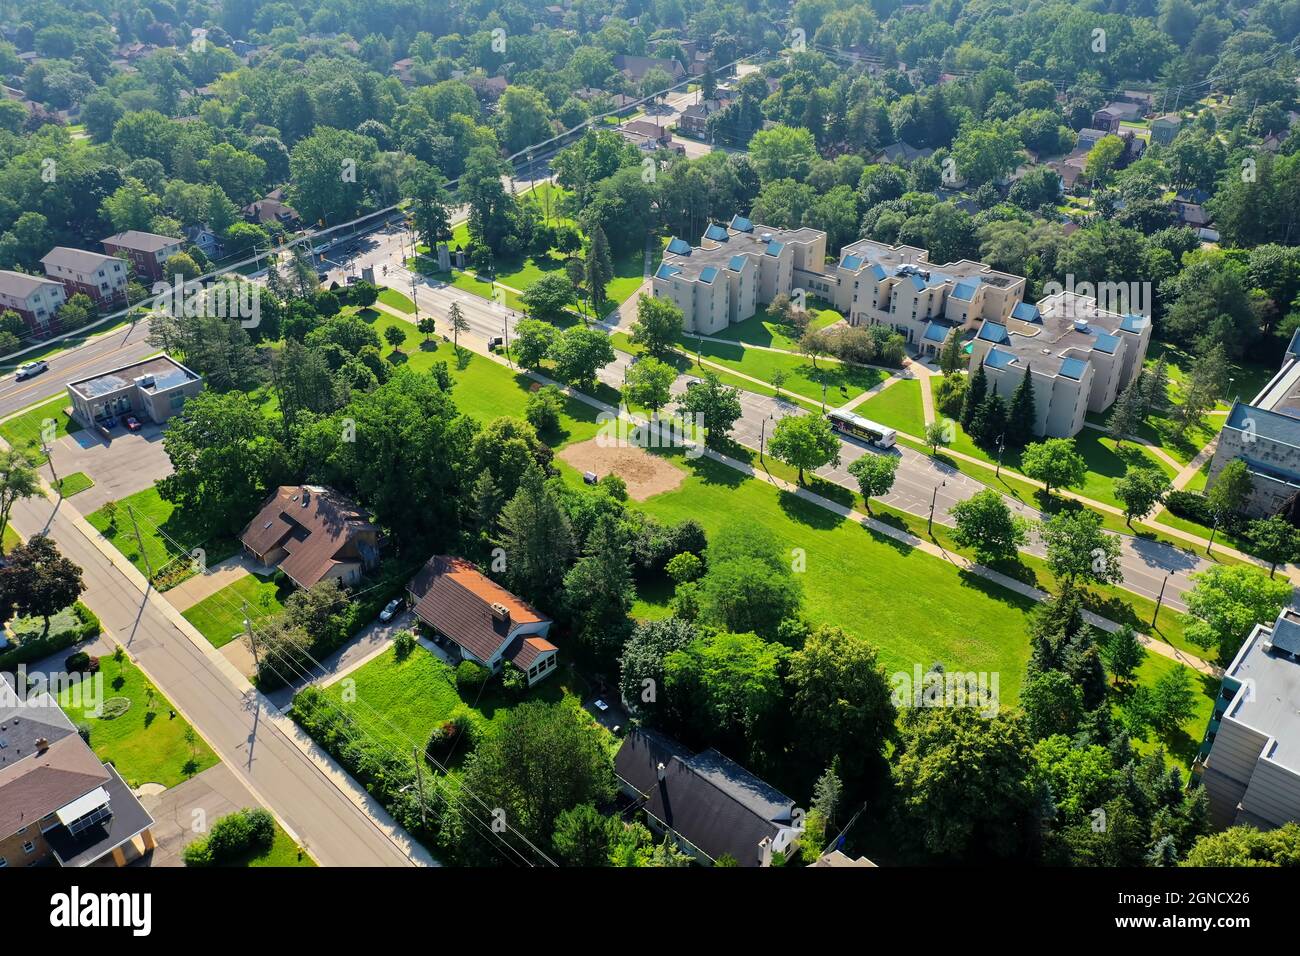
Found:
[0,603,102,670]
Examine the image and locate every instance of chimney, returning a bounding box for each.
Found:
[301,486,310,507]
[656,761,667,782]
[36,737,49,753]
[490,602,510,625]
[758,835,773,867]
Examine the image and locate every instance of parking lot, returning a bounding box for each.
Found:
[48,418,173,512]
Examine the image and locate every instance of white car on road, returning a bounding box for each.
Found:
[15,360,48,380]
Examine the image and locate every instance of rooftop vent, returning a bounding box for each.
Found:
[36,737,48,753]
[1073,319,1089,333]
[657,761,667,782]
[301,488,310,507]
[760,232,772,241]
[490,602,510,624]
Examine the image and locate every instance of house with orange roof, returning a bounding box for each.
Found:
[407,556,558,686]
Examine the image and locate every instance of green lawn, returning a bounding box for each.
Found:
[0,395,83,464]
[319,644,585,769]
[3,521,22,551]
[60,654,218,788]
[1124,652,1218,770]
[56,471,94,497]
[85,485,239,588]
[709,305,844,351]
[377,287,416,314]
[612,330,886,406]
[182,574,287,649]
[854,379,926,437]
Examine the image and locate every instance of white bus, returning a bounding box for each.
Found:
[827,409,896,449]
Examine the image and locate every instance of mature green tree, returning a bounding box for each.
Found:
[629,294,684,358]
[0,534,84,632]
[1150,665,1198,728]
[846,453,898,515]
[549,326,615,390]
[950,489,1028,562]
[553,804,613,867]
[924,419,952,454]
[158,391,289,537]
[1020,671,1085,741]
[768,414,841,484]
[513,318,558,371]
[895,707,1037,860]
[619,617,697,721]
[472,417,545,501]
[960,362,988,432]
[1184,565,1293,662]
[287,128,379,224]
[521,273,577,325]
[563,514,635,654]
[499,467,574,605]
[0,448,40,553]
[1039,509,1123,585]
[1246,515,1300,578]
[624,357,676,416]
[1206,458,1253,520]
[584,225,614,316]
[1101,626,1146,685]
[1021,438,1087,494]
[676,373,743,449]
[460,700,615,848]
[748,124,818,183]
[695,522,802,641]
[1006,368,1037,446]
[787,626,896,782]
[1182,823,1300,867]
[1114,468,1171,528]
[938,329,965,375]
[1108,379,1144,444]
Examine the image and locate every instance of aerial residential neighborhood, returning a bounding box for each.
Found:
[0,0,1299,934]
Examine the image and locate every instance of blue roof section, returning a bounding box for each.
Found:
[951,280,979,301]
[764,240,784,257]
[655,263,681,280]
[841,254,863,271]
[1011,301,1040,322]
[730,215,753,233]
[976,321,1009,344]
[1226,401,1300,448]
[704,224,729,242]
[869,263,887,280]
[908,272,927,291]
[666,237,692,256]
[1092,331,1121,354]
[727,254,747,272]
[699,266,719,284]
[926,272,951,288]
[923,322,949,343]
[1059,356,1089,380]
[1120,313,1147,334]
[985,348,1017,369]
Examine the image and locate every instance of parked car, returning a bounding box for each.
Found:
[379,597,403,623]
[124,415,142,432]
[102,416,118,428]
[15,360,48,380]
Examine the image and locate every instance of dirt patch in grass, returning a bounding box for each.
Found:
[557,438,685,500]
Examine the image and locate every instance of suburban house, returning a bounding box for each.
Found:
[873,140,935,164]
[406,556,558,685]
[66,354,204,428]
[0,677,156,867]
[620,119,674,149]
[615,728,803,866]
[677,95,731,136]
[1091,100,1145,132]
[1207,329,1300,517]
[40,247,129,308]
[240,485,380,590]
[244,188,302,230]
[612,54,685,84]
[968,290,1151,438]
[1196,607,1300,830]
[0,269,66,331]
[183,224,224,260]
[1150,112,1184,146]
[101,230,185,282]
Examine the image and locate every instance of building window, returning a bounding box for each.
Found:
[23,841,35,854]
[0,857,7,867]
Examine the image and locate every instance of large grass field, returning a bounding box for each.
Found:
[182,574,287,649]
[708,304,844,351]
[60,654,219,788]
[85,485,239,587]
[854,378,927,436]
[0,394,83,464]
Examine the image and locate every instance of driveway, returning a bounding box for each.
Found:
[136,762,307,867]
[49,419,172,512]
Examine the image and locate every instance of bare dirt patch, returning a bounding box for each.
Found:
[557,438,685,500]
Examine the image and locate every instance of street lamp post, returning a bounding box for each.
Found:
[1152,573,1169,627]
[760,413,773,462]
[928,485,938,535]
[996,433,1005,478]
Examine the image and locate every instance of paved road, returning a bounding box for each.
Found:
[0,320,157,419]
[9,493,421,868]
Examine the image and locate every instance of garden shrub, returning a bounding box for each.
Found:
[455,660,490,693]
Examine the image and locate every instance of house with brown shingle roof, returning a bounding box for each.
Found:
[240,485,380,590]
[407,556,558,685]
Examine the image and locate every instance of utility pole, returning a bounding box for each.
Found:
[413,747,428,827]
[928,485,938,535]
[126,503,154,582]
[821,380,827,414]
[503,312,513,368]
[242,601,260,670]
[1207,515,1219,556]
[1151,574,1169,627]
[40,439,59,491]
[996,433,1005,478]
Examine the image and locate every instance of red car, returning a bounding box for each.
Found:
[125,415,142,432]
